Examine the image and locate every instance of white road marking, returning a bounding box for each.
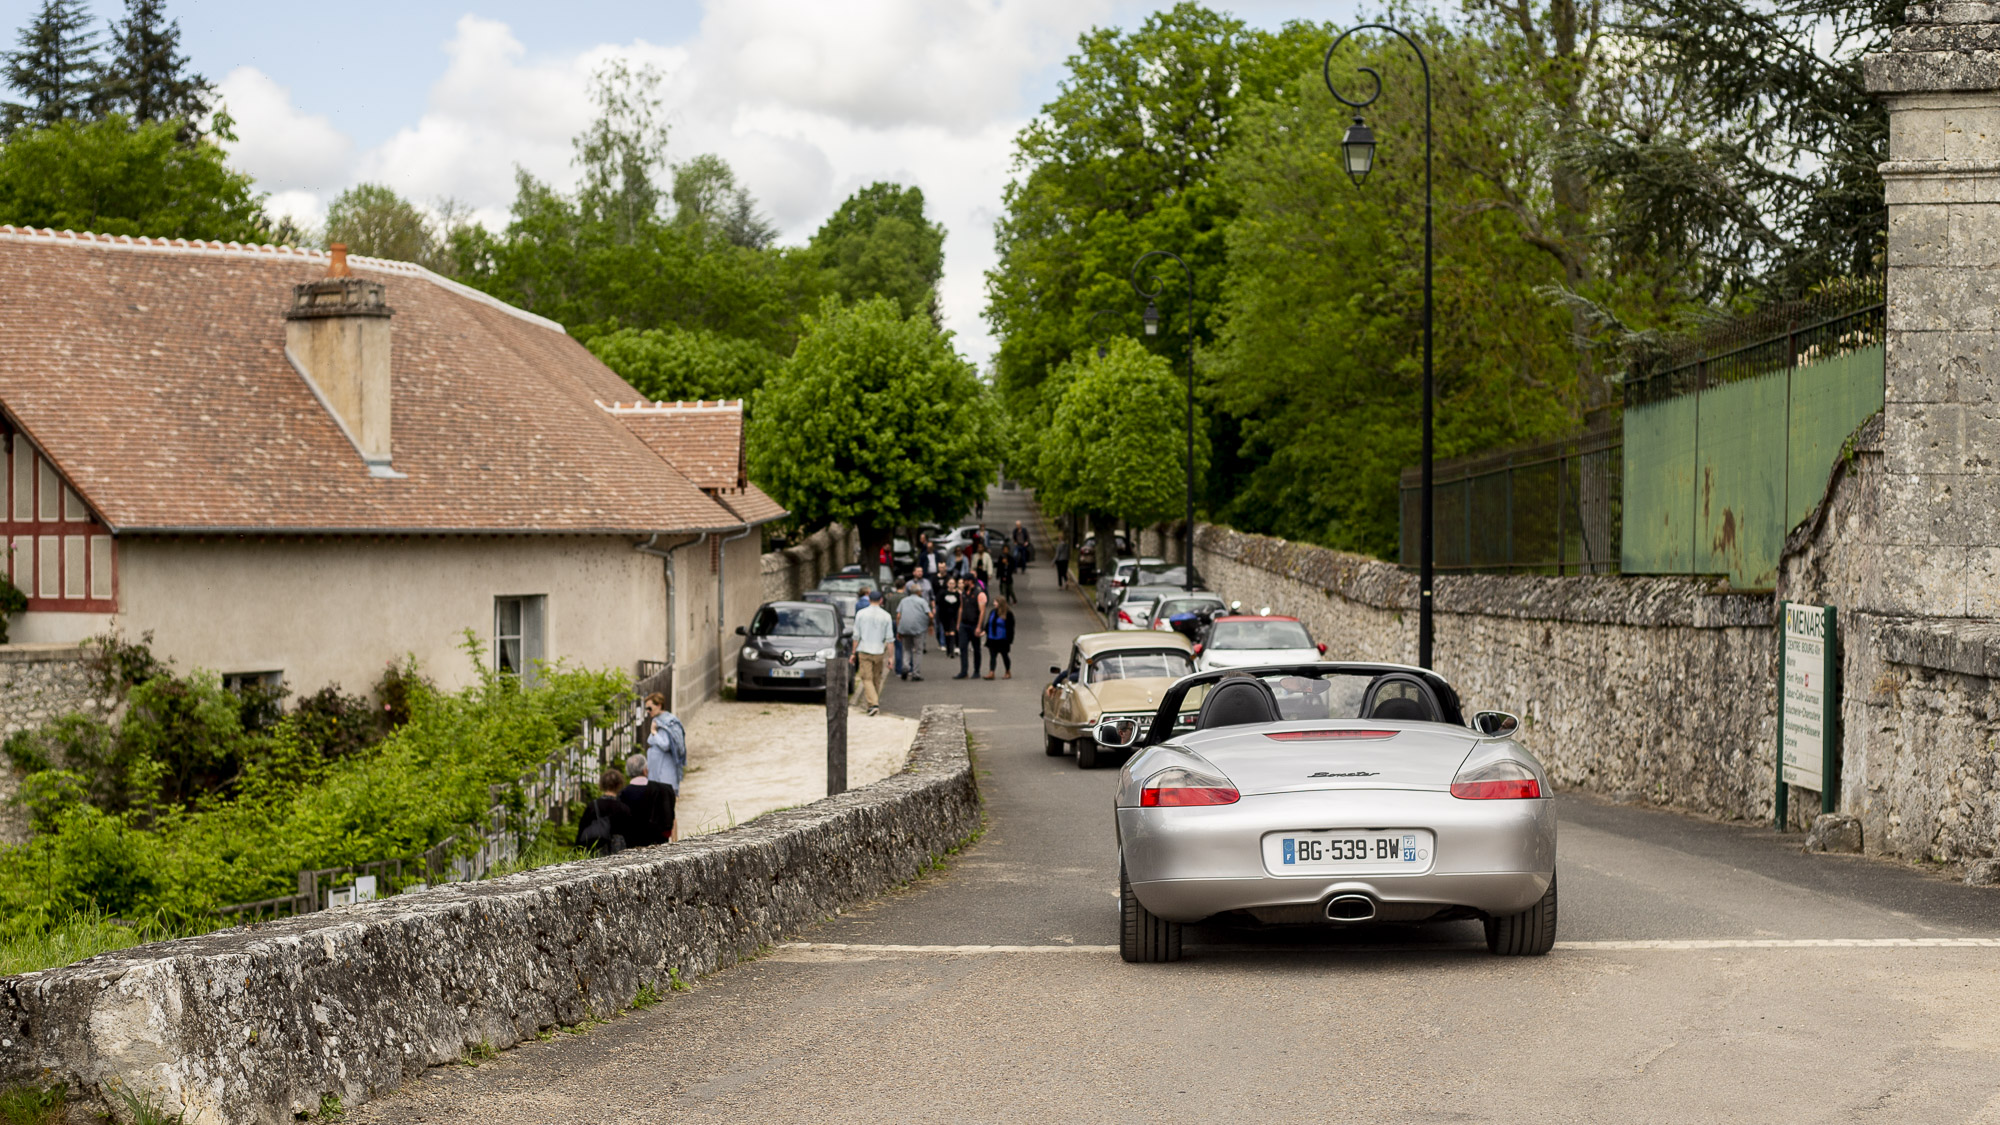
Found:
[776,937,2000,958]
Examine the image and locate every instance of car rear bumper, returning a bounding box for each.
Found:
[1117,789,1555,922]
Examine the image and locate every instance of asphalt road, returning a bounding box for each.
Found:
[359,489,2000,1125]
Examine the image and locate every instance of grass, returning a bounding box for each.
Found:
[461,1040,498,1067]
[316,1093,345,1120]
[630,981,664,1009]
[0,1084,65,1125]
[107,1085,184,1125]
[0,907,218,977]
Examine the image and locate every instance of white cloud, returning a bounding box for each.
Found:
[215,67,353,195]
[222,1,1127,364]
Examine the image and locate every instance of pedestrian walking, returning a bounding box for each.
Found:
[852,591,894,716]
[1012,521,1032,563]
[972,542,995,584]
[1055,536,1070,589]
[937,575,960,656]
[998,545,1017,603]
[642,693,685,842]
[982,596,1016,680]
[954,577,988,680]
[575,768,638,856]
[618,753,669,847]
[895,578,932,681]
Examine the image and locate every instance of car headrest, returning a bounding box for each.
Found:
[1368,696,1430,722]
[1196,677,1281,730]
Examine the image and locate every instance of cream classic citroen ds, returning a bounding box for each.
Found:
[1042,631,1196,770]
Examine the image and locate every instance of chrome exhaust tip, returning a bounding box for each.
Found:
[1325,894,1377,922]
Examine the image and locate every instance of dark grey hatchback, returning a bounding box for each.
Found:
[734,601,843,698]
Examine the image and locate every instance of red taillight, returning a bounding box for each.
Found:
[1451,778,1542,799]
[1118,609,1133,623]
[1264,729,1395,741]
[1142,786,1240,807]
[1140,765,1239,807]
[1450,759,1542,799]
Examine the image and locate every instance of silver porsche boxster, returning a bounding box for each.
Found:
[1097,663,1557,962]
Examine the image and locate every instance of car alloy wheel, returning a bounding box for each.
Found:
[1484,871,1558,956]
[1119,861,1182,963]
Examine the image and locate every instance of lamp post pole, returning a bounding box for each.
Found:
[1087,308,1117,359]
[1325,24,1434,669]
[1131,251,1196,591]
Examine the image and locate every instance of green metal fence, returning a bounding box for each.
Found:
[1399,427,1623,574]
[1620,286,1884,589]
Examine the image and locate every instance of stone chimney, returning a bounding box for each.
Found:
[285,244,399,477]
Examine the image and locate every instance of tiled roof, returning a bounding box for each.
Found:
[716,484,787,526]
[602,400,746,491]
[0,227,746,534]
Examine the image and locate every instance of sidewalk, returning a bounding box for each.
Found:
[674,701,919,836]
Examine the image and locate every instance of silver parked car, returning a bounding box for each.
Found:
[1098,663,1555,962]
[734,601,844,698]
[1110,584,1187,630]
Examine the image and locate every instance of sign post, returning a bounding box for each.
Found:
[1777,602,1840,829]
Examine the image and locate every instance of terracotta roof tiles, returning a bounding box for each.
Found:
[0,226,749,535]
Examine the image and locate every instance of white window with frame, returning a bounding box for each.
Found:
[494,595,547,683]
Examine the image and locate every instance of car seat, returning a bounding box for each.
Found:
[1367,696,1430,721]
[1195,676,1281,730]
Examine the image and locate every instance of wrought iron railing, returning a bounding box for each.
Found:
[1623,279,1885,407]
[1399,427,1622,574]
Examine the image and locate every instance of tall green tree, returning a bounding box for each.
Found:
[983,5,1327,412]
[323,182,435,265]
[0,113,266,241]
[97,0,211,136]
[1037,337,1209,534]
[1571,0,1894,304]
[811,182,945,321]
[573,59,669,245]
[672,153,778,249]
[584,325,779,403]
[2,0,98,135]
[749,296,999,558]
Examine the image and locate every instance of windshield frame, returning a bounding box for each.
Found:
[1207,618,1315,651]
[753,603,840,638]
[1085,648,1196,686]
[1134,663,1465,746]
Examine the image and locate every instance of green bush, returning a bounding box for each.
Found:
[0,634,626,960]
[0,572,26,645]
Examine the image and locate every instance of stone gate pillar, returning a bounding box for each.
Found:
[1866,4,2000,616]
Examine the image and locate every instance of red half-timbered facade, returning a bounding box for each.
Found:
[1,419,115,614]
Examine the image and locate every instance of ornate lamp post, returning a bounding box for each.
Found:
[1130,251,1196,591]
[1325,24,1434,668]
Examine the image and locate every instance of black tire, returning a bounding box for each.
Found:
[1076,737,1099,770]
[1119,862,1182,963]
[1484,872,1558,956]
[1044,731,1066,756]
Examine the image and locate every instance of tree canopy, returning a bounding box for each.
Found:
[1036,337,1209,529]
[0,113,265,241]
[811,182,945,322]
[748,296,999,552]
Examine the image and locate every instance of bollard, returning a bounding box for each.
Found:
[826,635,850,795]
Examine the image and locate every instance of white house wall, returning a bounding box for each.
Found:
[98,535,668,698]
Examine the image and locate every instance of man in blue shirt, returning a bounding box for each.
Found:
[643,692,686,841]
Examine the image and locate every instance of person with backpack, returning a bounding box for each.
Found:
[576,768,637,855]
[643,692,685,842]
[981,596,1016,680]
[895,578,933,681]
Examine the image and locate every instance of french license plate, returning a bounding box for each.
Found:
[770,667,804,679]
[1263,829,1434,875]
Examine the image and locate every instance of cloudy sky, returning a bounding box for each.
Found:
[0,0,1364,364]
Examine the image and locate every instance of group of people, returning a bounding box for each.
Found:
[574,692,686,856]
[841,522,1032,716]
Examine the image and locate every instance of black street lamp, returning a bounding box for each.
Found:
[1130,250,1196,592]
[1325,24,1434,669]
